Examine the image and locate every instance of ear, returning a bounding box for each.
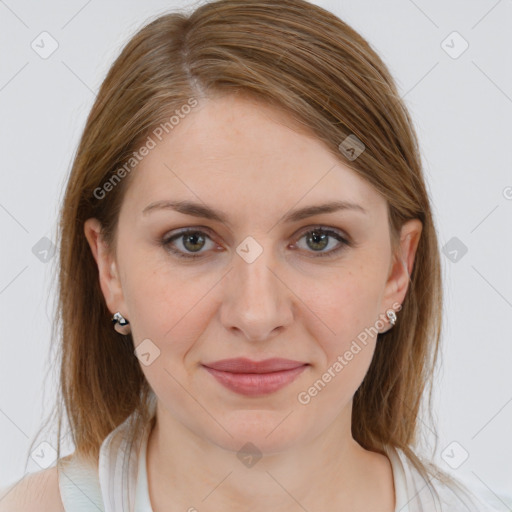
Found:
[84,218,126,316]
[381,218,423,314]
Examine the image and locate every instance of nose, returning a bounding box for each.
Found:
[219,241,294,342]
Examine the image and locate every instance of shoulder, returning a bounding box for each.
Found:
[396,449,508,512]
[0,467,64,512]
[429,474,511,512]
[427,474,509,512]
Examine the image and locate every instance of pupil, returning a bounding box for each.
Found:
[184,233,204,252]
[308,231,328,251]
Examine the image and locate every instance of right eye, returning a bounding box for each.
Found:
[161,229,218,259]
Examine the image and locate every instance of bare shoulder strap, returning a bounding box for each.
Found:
[57,456,105,512]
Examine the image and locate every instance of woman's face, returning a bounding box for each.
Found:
[85,94,421,453]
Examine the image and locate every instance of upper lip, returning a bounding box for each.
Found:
[202,358,308,373]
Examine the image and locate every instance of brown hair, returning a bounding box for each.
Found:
[30,0,471,502]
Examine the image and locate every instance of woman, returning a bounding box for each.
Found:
[0,0,504,510]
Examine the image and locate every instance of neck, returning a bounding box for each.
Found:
[145,403,395,511]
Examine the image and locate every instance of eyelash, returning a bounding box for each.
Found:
[160,225,351,260]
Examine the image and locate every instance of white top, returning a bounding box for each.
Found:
[55,409,506,512]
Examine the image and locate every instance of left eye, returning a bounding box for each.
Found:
[161,226,350,259]
[293,227,349,257]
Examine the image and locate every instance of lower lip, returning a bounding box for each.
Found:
[203,365,308,396]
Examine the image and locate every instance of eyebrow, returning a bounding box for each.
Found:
[142,199,367,224]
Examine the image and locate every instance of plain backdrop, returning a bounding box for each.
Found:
[0,0,511,503]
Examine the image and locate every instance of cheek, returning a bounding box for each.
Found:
[121,256,217,355]
[299,265,383,342]
[297,272,381,409]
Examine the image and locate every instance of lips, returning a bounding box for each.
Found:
[201,358,309,396]
[203,357,307,373]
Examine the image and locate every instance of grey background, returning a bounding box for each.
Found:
[0,0,511,504]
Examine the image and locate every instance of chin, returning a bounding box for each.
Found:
[202,412,305,455]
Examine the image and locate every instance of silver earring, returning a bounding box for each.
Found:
[386,309,397,327]
[112,312,131,335]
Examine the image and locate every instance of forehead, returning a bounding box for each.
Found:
[121,95,385,222]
